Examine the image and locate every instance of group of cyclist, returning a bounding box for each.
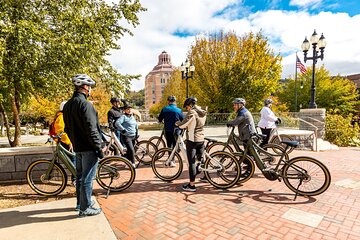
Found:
[55,73,282,217]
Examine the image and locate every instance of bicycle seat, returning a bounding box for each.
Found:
[205,137,219,143]
[281,141,299,147]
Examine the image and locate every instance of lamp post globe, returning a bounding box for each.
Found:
[180,59,195,98]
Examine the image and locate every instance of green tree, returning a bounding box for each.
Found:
[127,89,145,108]
[278,66,360,114]
[0,0,145,146]
[185,31,282,112]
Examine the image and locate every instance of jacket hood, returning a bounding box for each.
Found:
[193,105,207,117]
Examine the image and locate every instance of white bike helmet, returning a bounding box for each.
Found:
[233,98,246,105]
[72,74,95,86]
[264,98,273,106]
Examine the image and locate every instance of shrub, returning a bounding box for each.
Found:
[325,114,360,146]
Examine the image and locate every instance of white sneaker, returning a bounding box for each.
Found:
[132,163,136,168]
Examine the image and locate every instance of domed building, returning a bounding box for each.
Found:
[145,51,176,109]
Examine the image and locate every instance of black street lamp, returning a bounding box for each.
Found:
[301,30,327,108]
[179,59,195,98]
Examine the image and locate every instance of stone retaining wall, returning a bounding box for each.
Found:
[0,146,54,182]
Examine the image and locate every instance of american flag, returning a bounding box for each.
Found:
[296,55,307,74]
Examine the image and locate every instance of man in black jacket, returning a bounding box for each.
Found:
[63,74,103,217]
[107,97,123,140]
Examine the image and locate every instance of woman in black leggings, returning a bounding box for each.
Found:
[175,97,207,192]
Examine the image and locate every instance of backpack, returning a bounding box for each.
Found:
[49,121,56,137]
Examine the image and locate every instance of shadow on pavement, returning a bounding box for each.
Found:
[93,179,317,205]
[0,207,77,229]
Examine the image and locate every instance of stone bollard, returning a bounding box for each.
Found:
[299,108,326,139]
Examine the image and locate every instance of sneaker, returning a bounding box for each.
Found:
[75,200,95,211]
[132,163,136,168]
[169,161,176,167]
[79,207,102,218]
[182,183,196,192]
[199,176,208,182]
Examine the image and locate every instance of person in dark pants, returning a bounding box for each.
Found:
[158,96,184,148]
[258,98,281,147]
[115,104,138,168]
[63,74,104,217]
[227,98,256,152]
[107,97,123,140]
[175,97,207,192]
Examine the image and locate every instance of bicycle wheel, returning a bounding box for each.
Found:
[104,143,120,157]
[232,152,255,184]
[135,140,157,165]
[204,151,241,189]
[270,134,294,154]
[206,142,234,155]
[96,156,136,192]
[260,143,289,167]
[148,136,166,150]
[26,159,67,196]
[282,156,331,196]
[152,148,183,182]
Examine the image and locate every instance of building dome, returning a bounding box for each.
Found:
[152,51,174,71]
[158,51,171,65]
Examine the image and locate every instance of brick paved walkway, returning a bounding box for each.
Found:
[95,147,360,240]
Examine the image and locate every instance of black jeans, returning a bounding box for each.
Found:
[185,141,205,182]
[260,128,272,147]
[121,135,136,164]
[165,130,176,149]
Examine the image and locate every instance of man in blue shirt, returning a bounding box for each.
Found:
[158,96,184,148]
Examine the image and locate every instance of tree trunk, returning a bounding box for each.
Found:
[0,112,4,136]
[0,102,14,146]
[9,95,22,147]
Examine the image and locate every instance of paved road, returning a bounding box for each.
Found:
[96,147,360,240]
[1,128,360,239]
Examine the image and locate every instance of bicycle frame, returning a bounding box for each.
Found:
[245,137,287,173]
[42,142,76,181]
[102,131,126,155]
[165,133,225,174]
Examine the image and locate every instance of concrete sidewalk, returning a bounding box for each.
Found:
[0,197,116,240]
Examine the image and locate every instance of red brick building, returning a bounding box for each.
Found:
[145,51,175,110]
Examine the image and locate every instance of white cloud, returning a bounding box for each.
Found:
[107,0,360,90]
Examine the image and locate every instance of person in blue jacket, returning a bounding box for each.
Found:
[115,104,138,168]
[158,96,184,148]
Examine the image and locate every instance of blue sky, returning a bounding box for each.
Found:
[106,0,360,91]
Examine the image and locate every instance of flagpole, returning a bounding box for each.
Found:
[294,52,298,112]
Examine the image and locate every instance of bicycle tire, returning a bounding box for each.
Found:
[135,140,157,165]
[96,156,136,192]
[151,148,183,182]
[204,151,241,189]
[282,156,331,196]
[232,152,255,184]
[26,159,67,196]
[270,134,294,154]
[148,136,166,150]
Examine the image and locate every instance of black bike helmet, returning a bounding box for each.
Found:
[264,98,273,106]
[232,98,246,105]
[167,95,176,102]
[110,97,120,103]
[183,97,197,108]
